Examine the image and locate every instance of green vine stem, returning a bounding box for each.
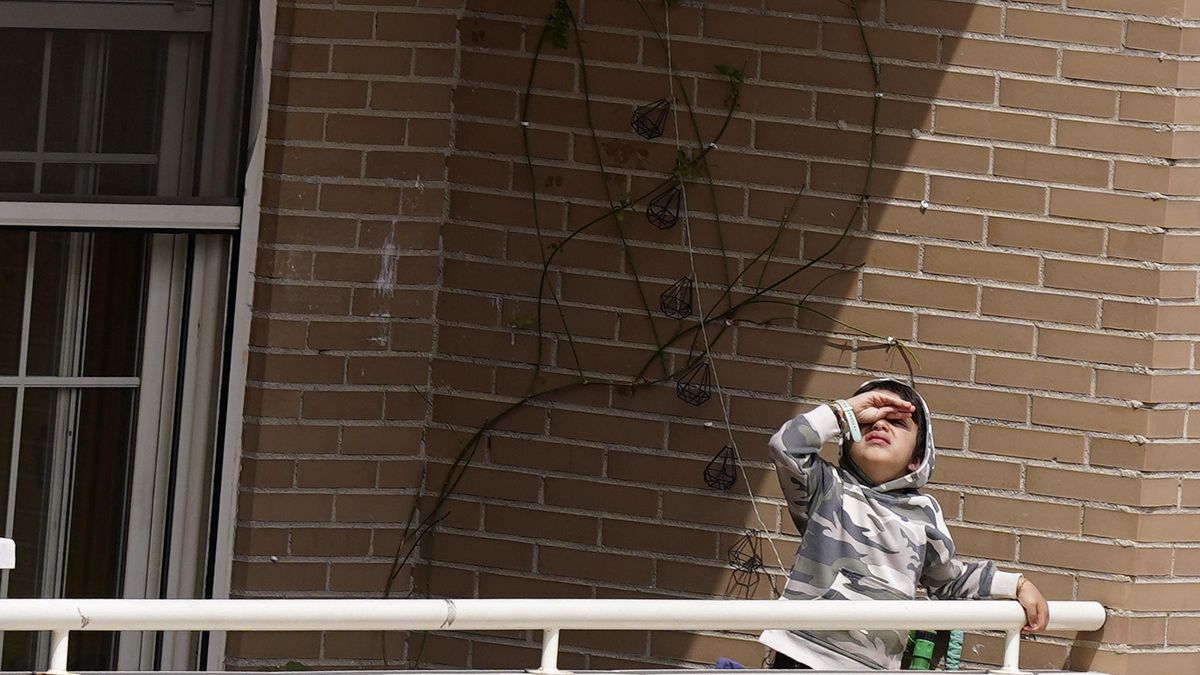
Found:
[386,0,906,665]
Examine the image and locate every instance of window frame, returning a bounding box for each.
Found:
[0,0,272,671]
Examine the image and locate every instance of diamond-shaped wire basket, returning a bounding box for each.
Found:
[631,97,671,139]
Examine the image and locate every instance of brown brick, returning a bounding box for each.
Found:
[802,231,920,272]
[1051,186,1166,227]
[485,505,598,546]
[816,92,936,133]
[302,391,384,420]
[975,355,1092,395]
[544,477,658,518]
[427,532,532,572]
[942,38,1057,76]
[332,45,412,76]
[538,546,653,585]
[994,149,1108,189]
[1092,438,1200,472]
[279,8,374,39]
[1006,8,1124,47]
[924,244,1039,284]
[334,493,415,523]
[376,11,457,42]
[857,344,972,382]
[918,315,1035,353]
[932,454,1021,490]
[296,460,377,489]
[880,65,995,103]
[246,423,338,454]
[987,217,1105,256]
[1023,535,1169,575]
[1063,51,1178,88]
[1058,119,1173,157]
[875,136,989,173]
[290,527,371,557]
[760,53,875,92]
[822,23,938,62]
[270,76,368,109]
[1032,396,1182,438]
[663,492,779,530]
[980,287,1098,326]
[964,494,1080,534]
[1028,466,1177,507]
[808,164,926,203]
[703,8,818,48]
[922,382,1029,422]
[936,106,1051,144]
[239,493,333,523]
[241,458,293,488]
[886,0,1001,33]
[862,273,976,312]
[798,302,916,340]
[931,176,1045,214]
[1126,21,1200,55]
[868,203,984,242]
[602,519,718,558]
[969,424,1086,463]
[999,79,1117,118]
[1044,259,1194,298]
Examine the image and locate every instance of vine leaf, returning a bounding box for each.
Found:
[548,0,570,49]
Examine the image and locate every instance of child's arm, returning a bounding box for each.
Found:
[768,404,842,515]
[921,528,1049,633]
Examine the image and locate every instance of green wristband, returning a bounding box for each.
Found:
[836,399,862,443]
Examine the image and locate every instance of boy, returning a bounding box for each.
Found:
[759,378,1048,670]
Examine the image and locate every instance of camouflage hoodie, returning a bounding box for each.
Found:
[760,378,1021,670]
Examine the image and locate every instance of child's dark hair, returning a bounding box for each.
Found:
[853,380,928,462]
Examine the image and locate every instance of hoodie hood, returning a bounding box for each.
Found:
[838,377,935,492]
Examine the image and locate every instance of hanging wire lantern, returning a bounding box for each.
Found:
[631,97,671,139]
[728,529,764,573]
[660,275,694,319]
[646,182,682,230]
[703,444,737,490]
[725,529,765,599]
[675,357,712,406]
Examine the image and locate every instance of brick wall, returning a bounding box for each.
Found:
[234,0,1200,672]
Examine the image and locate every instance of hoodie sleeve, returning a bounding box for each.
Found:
[768,405,841,524]
[919,501,1022,600]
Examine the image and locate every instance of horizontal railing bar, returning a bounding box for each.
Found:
[0,202,241,231]
[0,599,1104,633]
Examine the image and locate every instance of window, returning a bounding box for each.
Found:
[0,0,251,203]
[0,0,254,671]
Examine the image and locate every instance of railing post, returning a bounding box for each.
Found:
[532,627,565,674]
[990,629,1024,674]
[46,630,69,675]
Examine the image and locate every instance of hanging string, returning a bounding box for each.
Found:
[661,6,787,595]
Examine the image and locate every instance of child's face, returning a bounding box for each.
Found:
[846,409,920,485]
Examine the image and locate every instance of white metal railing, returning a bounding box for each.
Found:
[0,598,1105,674]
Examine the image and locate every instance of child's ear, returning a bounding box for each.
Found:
[908,460,920,472]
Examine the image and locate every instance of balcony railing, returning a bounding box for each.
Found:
[0,597,1105,674]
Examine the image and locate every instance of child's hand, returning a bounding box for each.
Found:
[846,390,916,425]
[1016,577,1049,633]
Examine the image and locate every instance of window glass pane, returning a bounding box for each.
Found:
[0,232,29,375]
[26,232,148,377]
[2,386,136,671]
[82,231,147,377]
[0,14,251,205]
[0,163,35,194]
[0,29,43,152]
[38,163,157,198]
[64,387,137,670]
[25,232,72,377]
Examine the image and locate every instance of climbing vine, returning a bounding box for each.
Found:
[381,0,921,664]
